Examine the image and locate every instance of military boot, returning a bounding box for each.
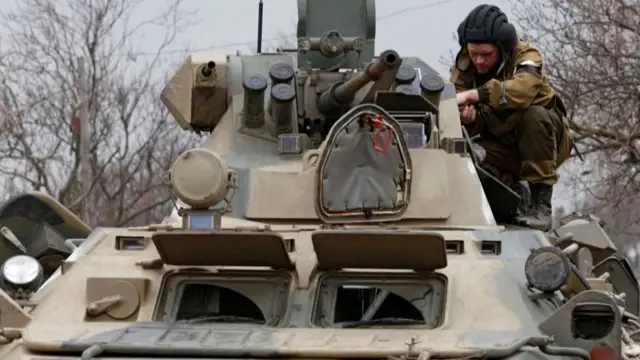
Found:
[515,183,553,231]
[512,181,531,218]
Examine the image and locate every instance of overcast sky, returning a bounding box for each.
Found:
[169,0,514,75]
[78,0,515,76]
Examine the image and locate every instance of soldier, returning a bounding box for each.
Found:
[449,4,573,231]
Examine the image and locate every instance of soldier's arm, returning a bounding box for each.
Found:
[449,66,483,136]
[476,44,544,110]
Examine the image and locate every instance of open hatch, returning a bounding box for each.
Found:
[315,104,412,224]
[311,230,447,271]
[151,231,294,269]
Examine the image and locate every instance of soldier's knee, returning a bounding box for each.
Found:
[522,105,549,118]
[519,106,554,137]
[516,106,557,162]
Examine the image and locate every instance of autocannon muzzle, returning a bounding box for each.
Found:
[317,49,401,115]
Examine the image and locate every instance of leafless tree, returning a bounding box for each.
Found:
[0,0,202,227]
[511,0,640,243]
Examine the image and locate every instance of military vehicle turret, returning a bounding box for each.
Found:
[1,0,639,359]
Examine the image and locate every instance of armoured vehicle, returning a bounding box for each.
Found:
[0,0,639,359]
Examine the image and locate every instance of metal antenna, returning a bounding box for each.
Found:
[256,0,264,53]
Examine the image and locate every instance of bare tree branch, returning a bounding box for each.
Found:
[0,0,202,227]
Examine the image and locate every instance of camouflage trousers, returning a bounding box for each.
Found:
[473,105,573,186]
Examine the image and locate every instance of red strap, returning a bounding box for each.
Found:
[365,114,393,152]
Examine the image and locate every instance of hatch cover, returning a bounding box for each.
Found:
[151,231,294,269]
[311,230,447,271]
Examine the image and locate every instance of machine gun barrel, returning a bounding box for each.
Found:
[317,49,401,115]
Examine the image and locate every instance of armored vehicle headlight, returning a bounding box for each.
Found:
[169,148,229,209]
[525,246,570,293]
[1,254,44,290]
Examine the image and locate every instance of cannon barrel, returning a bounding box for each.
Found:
[200,61,216,77]
[317,49,401,115]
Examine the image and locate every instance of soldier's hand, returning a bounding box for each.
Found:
[456,89,480,105]
[456,92,468,105]
[460,105,476,124]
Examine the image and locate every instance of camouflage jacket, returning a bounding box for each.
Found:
[449,40,557,112]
